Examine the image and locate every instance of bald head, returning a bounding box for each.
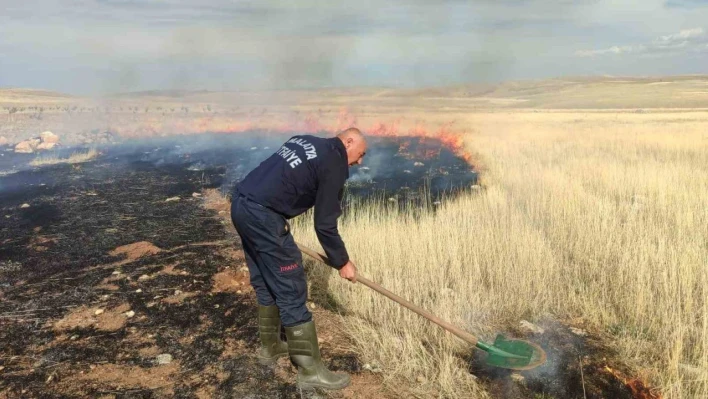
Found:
[337,128,367,166]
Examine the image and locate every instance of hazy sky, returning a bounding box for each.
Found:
[1,0,708,94]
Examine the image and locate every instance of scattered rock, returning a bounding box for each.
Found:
[70,334,79,340]
[138,274,150,281]
[94,309,104,316]
[20,203,30,209]
[403,170,412,174]
[125,310,135,318]
[511,373,525,383]
[236,290,242,294]
[191,192,202,198]
[165,196,180,202]
[362,363,382,373]
[36,141,57,150]
[520,320,545,335]
[40,131,59,144]
[174,290,182,295]
[569,327,587,337]
[413,161,425,166]
[416,375,427,384]
[135,289,142,293]
[155,353,173,365]
[239,266,248,272]
[14,138,40,153]
[307,302,317,310]
[111,270,121,275]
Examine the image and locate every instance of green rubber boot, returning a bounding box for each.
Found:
[285,320,350,390]
[257,305,289,365]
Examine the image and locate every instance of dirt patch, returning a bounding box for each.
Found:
[95,283,120,291]
[138,345,161,358]
[109,241,162,261]
[221,337,249,359]
[339,373,389,398]
[161,290,198,304]
[61,362,179,396]
[159,262,184,276]
[53,303,131,332]
[211,268,249,294]
[27,235,58,252]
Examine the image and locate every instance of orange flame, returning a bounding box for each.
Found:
[111,108,474,165]
[604,366,662,399]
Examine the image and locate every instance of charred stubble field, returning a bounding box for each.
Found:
[0,134,477,398]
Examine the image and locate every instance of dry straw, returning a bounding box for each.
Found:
[293,111,708,398]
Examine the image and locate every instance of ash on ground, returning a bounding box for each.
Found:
[0,135,384,398]
[469,319,661,399]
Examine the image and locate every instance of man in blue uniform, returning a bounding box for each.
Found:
[231,128,366,390]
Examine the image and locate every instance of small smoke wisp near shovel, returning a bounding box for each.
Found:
[297,243,547,371]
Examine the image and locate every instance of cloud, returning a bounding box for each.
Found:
[665,0,708,8]
[2,0,707,93]
[575,27,708,57]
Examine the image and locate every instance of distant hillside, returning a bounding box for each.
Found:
[3,75,708,109]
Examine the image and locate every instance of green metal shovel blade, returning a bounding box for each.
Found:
[476,334,547,370]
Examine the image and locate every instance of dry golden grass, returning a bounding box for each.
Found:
[30,148,99,166]
[292,111,708,398]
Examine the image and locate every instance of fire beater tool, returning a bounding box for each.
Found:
[296,243,547,371]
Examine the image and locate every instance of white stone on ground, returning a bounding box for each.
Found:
[156,354,173,365]
[519,320,545,334]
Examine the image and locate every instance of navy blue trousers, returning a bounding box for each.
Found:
[230,194,311,327]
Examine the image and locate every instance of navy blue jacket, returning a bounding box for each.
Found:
[234,135,350,268]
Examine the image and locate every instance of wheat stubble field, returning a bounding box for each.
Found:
[294,110,708,398]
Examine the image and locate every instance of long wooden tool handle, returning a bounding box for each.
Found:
[296,243,479,347]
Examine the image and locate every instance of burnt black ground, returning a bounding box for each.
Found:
[1,132,478,206]
[1,135,382,398]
